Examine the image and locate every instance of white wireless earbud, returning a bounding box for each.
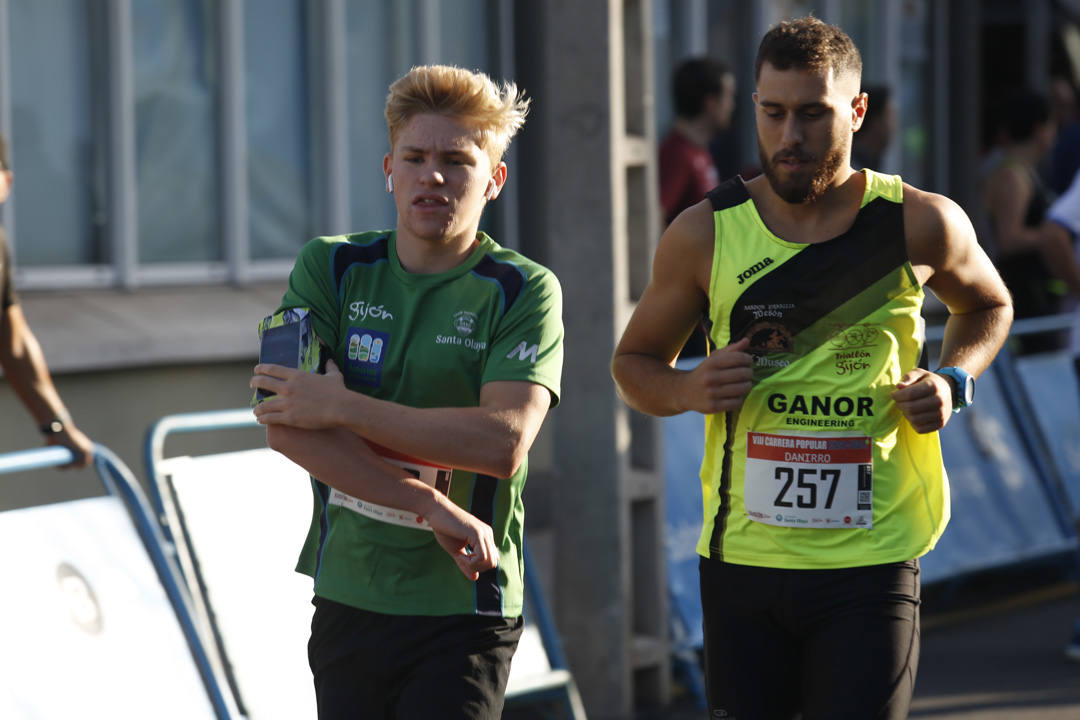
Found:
[486,178,497,199]
[386,174,394,193]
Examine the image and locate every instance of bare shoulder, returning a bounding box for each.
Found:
[902,182,1010,313]
[613,197,715,362]
[665,197,716,254]
[901,182,977,275]
[656,197,716,292]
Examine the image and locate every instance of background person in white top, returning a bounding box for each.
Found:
[1042,168,1080,663]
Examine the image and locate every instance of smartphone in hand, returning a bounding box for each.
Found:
[252,308,323,406]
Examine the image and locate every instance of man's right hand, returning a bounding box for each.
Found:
[47,423,95,469]
[681,337,754,414]
[423,493,498,581]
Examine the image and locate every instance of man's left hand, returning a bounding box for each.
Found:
[891,369,954,433]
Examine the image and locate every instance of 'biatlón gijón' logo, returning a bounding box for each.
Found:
[826,323,881,376]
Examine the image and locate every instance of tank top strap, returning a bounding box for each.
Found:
[860,169,904,207]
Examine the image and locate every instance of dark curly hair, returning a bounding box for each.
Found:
[755,16,862,83]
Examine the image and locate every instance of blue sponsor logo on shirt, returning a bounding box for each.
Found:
[344,327,389,386]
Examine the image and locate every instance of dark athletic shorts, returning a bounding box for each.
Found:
[308,596,523,720]
[700,556,921,720]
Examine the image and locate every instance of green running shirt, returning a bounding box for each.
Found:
[278,230,564,617]
[697,170,950,569]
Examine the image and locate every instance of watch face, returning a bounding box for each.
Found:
[963,375,975,405]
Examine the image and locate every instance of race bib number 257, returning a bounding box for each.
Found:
[744,431,873,529]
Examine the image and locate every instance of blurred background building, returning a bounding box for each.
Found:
[1,1,1079,717]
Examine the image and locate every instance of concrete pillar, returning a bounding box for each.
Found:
[948,0,982,217]
[515,0,668,716]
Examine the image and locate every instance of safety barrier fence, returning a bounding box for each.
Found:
[0,412,586,719]
[0,444,237,719]
[2,313,1075,716]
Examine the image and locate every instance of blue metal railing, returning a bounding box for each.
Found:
[925,313,1073,343]
[143,408,260,546]
[0,443,237,720]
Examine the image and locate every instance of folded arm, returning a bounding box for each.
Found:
[252,361,553,479]
[265,423,497,579]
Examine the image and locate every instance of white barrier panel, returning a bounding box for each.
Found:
[161,444,569,715]
[0,497,215,719]
[506,623,552,692]
[159,449,316,720]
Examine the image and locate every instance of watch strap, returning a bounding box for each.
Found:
[935,366,974,411]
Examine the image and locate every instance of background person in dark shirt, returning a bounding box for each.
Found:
[0,134,93,466]
[851,84,897,172]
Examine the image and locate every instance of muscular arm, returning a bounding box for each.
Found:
[0,304,93,465]
[252,362,553,480]
[265,424,497,579]
[611,200,753,417]
[893,186,1014,432]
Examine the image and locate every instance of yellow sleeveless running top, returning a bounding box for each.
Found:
[697,170,949,569]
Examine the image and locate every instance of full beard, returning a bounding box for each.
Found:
[758,139,847,205]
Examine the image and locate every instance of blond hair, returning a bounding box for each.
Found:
[385,65,530,166]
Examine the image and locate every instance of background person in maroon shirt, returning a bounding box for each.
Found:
[659,58,735,226]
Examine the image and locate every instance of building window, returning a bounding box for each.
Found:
[245,0,313,260]
[133,0,221,264]
[347,0,396,234]
[9,0,104,267]
[4,0,507,290]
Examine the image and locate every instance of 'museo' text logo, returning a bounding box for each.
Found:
[736,257,773,284]
[745,321,793,369]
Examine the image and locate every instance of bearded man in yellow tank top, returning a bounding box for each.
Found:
[613,16,1013,720]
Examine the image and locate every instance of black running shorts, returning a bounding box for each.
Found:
[699,556,921,720]
[308,596,523,720]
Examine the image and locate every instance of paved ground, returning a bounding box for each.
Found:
[507,567,1080,719]
[911,582,1080,720]
[635,567,1080,720]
